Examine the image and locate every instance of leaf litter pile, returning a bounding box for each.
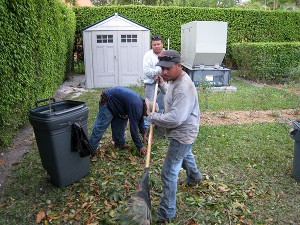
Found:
[0,130,266,225]
[1,77,300,224]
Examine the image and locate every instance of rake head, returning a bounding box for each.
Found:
[119,168,151,225]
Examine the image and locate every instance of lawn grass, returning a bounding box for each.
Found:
[0,77,300,224]
[199,79,300,112]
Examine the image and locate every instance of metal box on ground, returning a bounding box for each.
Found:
[183,65,231,87]
[29,99,90,187]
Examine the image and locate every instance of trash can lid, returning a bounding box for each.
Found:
[29,100,87,118]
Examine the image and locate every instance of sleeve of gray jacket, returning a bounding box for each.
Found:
[159,81,168,94]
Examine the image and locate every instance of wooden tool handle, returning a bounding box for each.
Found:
[145,81,159,168]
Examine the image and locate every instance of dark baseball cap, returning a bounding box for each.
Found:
[156,50,181,68]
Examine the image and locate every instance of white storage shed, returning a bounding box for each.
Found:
[83,13,150,88]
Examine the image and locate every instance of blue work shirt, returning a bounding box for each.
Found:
[103,86,145,149]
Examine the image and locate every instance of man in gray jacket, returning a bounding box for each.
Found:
[149,50,202,223]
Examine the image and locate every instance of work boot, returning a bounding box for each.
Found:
[114,143,130,150]
[178,176,202,186]
[155,220,170,224]
[155,208,172,224]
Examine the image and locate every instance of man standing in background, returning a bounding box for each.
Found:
[143,35,165,137]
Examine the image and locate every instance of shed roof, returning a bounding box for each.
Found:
[82,13,151,32]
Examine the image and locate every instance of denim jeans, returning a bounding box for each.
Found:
[144,83,164,129]
[156,139,201,221]
[89,103,128,151]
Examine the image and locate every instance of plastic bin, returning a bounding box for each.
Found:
[29,98,90,187]
[290,120,300,182]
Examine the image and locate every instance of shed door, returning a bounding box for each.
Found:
[92,31,118,87]
[92,31,142,88]
[118,32,140,86]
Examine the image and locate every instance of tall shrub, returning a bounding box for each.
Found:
[0,0,76,146]
[231,42,300,83]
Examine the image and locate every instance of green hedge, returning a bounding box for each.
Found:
[0,0,76,146]
[231,42,300,83]
[73,6,300,52]
[73,6,300,82]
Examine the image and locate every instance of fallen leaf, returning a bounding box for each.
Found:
[47,213,60,219]
[233,201,245,210]
[0,159,5,165]
[124,179,132,187]
[102,180,108,185]
[36,210,46,223]
[74,213,81,220]
[265,218,273,222]
[109,209,115,217]
[98,169,105,173]
[219,186,230,192]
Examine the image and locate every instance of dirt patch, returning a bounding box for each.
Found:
[54,73,88,100]
[0,124,35,194]
[202,109,300,125]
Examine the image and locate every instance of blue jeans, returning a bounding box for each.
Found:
[89,103,128,151]
[156,139,201,221]
[144,83,164,129]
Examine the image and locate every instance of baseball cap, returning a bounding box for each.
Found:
[156,50,181,68]
[152,35,162,41]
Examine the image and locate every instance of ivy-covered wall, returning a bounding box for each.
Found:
[0,0,76,146]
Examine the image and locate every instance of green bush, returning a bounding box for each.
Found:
[288,63,300,82]
[231,42,300,83]
[0,0,76,146]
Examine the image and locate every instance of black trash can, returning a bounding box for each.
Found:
[29,98,90,187]
[290,120,300,182]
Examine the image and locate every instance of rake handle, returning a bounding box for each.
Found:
[145,81,159,168]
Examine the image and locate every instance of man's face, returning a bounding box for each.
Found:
[161,63,182,81]
[151,40,163,55]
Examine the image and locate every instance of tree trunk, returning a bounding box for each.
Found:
[273,0,277,9]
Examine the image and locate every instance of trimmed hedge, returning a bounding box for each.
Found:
[0,0,76,146]
[73,6,300,80]
[73,6,300,51]
[231,42,300,83]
